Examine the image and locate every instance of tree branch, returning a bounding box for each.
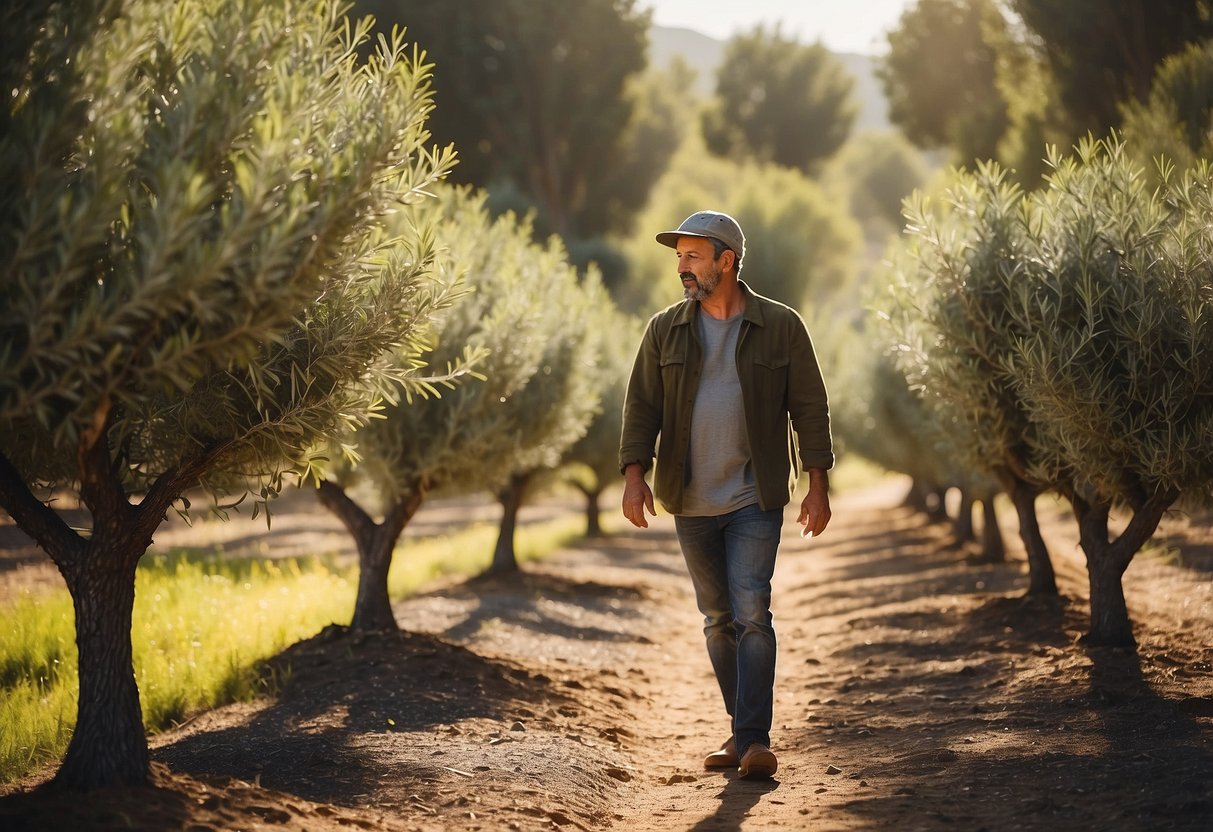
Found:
[0,450,85,565]
[316,480,376,541]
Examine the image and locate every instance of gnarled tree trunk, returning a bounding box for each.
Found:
[0,438,186,789]
[54,546,148,789]
[1072,489,1176,647]
[316,481,425,631]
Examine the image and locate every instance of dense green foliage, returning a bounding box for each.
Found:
[882,0,1213,180]
[339,187,600,503]
[1,0,457,501]
[1008,0,1213,138]
[880,0,1009,163]
[355,0,659,242]
[702,25,856,174]
[0,0,457,787]
[882,137,1213,642]
[316,186,604,598]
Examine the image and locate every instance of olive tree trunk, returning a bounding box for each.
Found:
[0,441,189,788]
[952,489,975,545]
[316,481,425,631]
[978,496,1006,563]
[1005,475,1058,596]
[490,472,533,574]
[573,482,604,538]
[55,548,148,789]
[1072,490,1176,647]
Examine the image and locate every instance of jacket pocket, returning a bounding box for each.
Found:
[752,354,790,408]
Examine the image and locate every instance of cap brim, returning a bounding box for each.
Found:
[655,230,712,249]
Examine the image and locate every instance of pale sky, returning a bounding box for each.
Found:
[642,0,915,55]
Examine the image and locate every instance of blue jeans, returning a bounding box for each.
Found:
[674,503,783,756]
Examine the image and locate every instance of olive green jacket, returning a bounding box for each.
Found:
[619,280,833,514]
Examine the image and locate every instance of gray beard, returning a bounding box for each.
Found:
[682,271,720,301]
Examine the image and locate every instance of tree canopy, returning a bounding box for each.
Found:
[318,185,604,615]
[881,136,1213,643]
[0,0,456,787]
[879,0,1009,164]
[355,0,657,241]
[702,25,856,174]
[1008,0,1213,137]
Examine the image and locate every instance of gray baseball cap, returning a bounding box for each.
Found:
[655,210,745,260]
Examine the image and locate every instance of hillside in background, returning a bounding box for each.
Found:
[650,25,892,133]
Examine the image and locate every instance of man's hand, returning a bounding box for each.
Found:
[796,468,832,538]
[621,464,656,528]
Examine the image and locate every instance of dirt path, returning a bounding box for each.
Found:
[3,480,1212,831]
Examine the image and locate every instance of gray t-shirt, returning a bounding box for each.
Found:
[680,309,756,516]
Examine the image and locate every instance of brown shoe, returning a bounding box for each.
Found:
[738,743,778,779]
[703,737,738,769]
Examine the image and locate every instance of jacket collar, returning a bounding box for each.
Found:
[671,279,766,328]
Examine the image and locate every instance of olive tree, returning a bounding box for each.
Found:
[316,187,599,622]
[1008,139,1213,645]
[487,265,605,574]
[885,166,1060,594]
[563,310,643,537]
[889,136,1213,644]
[0,0,455,788]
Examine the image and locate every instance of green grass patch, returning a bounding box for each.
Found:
[0,513,586,785]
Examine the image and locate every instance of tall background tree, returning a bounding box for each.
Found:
[1121,39,1213,174]
[879,0,1010,165]
[1007,0,1213,139]
[354,0,666,254]
[701,24,856,175]
[0,0,456,787]
[881,0,1213,180]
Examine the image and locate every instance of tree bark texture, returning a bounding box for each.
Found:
[316,481,424,632]
[1,426,195,789]
[1073,490,1176,648]
[53,550,148,789]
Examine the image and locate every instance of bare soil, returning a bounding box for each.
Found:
[2,479,1212,831]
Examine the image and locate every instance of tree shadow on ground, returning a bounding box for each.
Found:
[153,626,576,807]
[791,508,1213,832]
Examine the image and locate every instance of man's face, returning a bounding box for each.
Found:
[675,235,725,301]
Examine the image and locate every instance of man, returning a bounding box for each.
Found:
[619,210,833,780]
